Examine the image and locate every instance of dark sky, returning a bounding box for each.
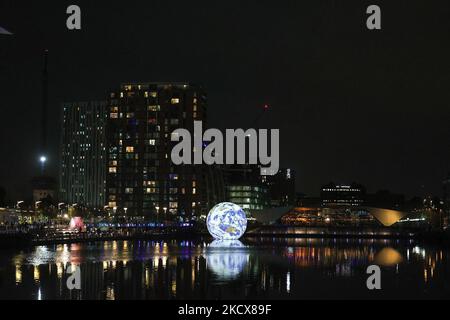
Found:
[1,0,449,201]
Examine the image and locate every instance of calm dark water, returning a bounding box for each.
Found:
[0,238,449,300]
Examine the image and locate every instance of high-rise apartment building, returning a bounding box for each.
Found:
[106,83,206,218]
[60,101,107,208]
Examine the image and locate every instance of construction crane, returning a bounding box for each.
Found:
[251,104,271,130]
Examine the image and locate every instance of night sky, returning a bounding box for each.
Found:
[1,0,450,201]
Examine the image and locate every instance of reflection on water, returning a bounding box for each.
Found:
[0,238,449,300]
[374,248,404,267]
[206,240,248,280]
[209,240,245,248]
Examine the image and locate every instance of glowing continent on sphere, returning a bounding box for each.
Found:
[207,202,247,240]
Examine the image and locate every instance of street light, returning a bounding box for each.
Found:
[163,207,168,224]
[155,206,160,224]
[39,156,47,174]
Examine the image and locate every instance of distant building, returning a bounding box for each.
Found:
[321,182,365,208]
[106,83,206,218]
[60,101,107,208]
[32,176,57,204]
[296,194,321,207]
[265,168,296,207]
[224,165,269,210]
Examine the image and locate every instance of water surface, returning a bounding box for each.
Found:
[0,238,448,300]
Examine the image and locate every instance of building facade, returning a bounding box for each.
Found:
[60,101,107,208]
[321,182,365,208]
[265,168,296,207]
[106,83,206,218]
[224,165,269,211]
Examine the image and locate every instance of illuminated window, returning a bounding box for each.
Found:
[150,92,158,98]
[109,202,117,208]
[171,98,180,104]
[144,181,157,187]
[126,113,135,118]
[149,139,156,146]
[192,188,197,195]
[126,146,134,153]
[169,174,178,180]
[145,188,157,194]
[109,167,117,173]
[111,107,119,112]
[110,113,118,119]
[148,105,160,112]
[125,188,134,194]
[169,202,178,209]
[192,202,196,208]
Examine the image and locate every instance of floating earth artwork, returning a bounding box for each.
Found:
[206,202,247,240]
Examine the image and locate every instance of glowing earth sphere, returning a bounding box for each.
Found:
[206,202,247,240]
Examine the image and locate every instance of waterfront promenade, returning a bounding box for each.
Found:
[1,225,449,248]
